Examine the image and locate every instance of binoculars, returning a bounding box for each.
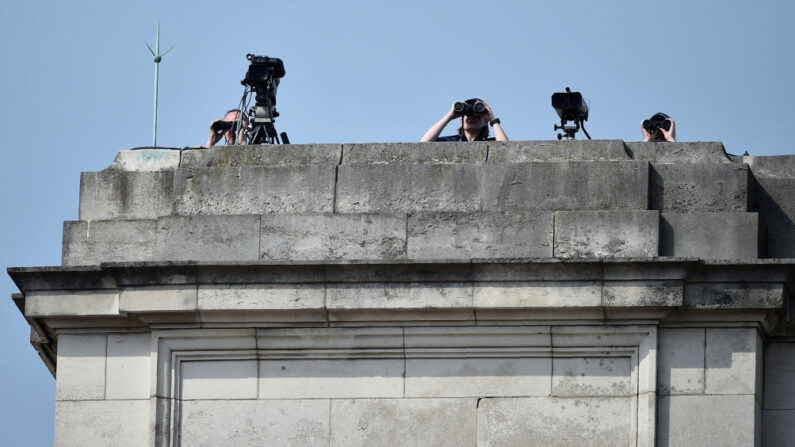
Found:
[642,118,672,132]
[454,101,486,116]
[211,120,238,134]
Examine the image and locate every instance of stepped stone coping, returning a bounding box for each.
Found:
[101,140,736,171]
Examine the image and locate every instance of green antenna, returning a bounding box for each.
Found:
[146,22,173,147]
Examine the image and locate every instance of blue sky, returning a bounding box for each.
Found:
[1,0,793,443]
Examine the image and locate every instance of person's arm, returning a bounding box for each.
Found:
[661,118,676,142]
[482,100,508,141]
[205,119,223,147]
[421,104,458,142]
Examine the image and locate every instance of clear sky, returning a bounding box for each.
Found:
[1,0,793,443]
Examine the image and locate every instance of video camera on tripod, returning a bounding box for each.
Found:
[241,53,289,144]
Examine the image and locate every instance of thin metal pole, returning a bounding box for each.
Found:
[147,22,172,148]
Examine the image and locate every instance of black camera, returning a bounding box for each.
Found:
[240,53,288,145]
[243,54,285,84]
[211,120,237,134]
[454,99,486,116]
[642,115,672,132]
[551,91,588,121]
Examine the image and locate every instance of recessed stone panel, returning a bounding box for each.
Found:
[477,397,632,446]
[330,398,476,447]
[180,360,258,400]
[259,359,404,398]
[552,357,632,397]
[180,399,330,446]
[406,357,551,397]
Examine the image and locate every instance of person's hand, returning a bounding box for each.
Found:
[661,118,676,142]
[480,100,497,121]
[640,119,652,142]
[446,103,461,120]
[206,119,224,147]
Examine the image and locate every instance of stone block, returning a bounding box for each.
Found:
[684,282,784,309]
[343,142,487,164]
[624,141,731,163]
[603,280,683,307]
[481,161,649,211]
[55,400,151,447]
[198,284,325,310]
[487,139,631,162]
[55,334,107,400]
[753,176,795,258]
[154,215,260,262]
[477,397,632,447]
[407,212,553,259]
[405,357,551,397]
[330,398,476,447]
[764,343,795,409]
[108,149,181,171]
[763,410,795,447]
[705,328,761,395]
[79,170,174,220]
[552,357,632,396]
[62,220,157,266]
[326,282,473,310]
[180,143,342,167]
[120,285,197,312]
[650,163,750,212]
[660,212,759,259]
[472,281,601,308]
[179,399,330,446]
[336,163,481,213]
[106,333,151,399]
[257,327,404,350]
[180,360,258,399]
[26,290,119,317]
[657,395,756,446]
[554,210,659,258]
[259,359,404,398]
[260,213,406,261]
[657,328,705,395]
[172,166,336,214]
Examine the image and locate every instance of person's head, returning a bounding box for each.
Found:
[644,112,675,141]
[458,98,490,140]
[222,109,247,144]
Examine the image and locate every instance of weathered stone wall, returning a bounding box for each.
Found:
[8,140,795,446]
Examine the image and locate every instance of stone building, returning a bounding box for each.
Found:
[8,140,795,446]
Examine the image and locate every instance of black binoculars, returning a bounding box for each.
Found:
[454,101,486,116]
[212,120,239,134]
[642,118,672,132]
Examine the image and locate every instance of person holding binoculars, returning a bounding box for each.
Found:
[641,112,676,142]
[421,98,508,142]
[205,109,249,147]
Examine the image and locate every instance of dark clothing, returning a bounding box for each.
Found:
[436,134,495,142]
